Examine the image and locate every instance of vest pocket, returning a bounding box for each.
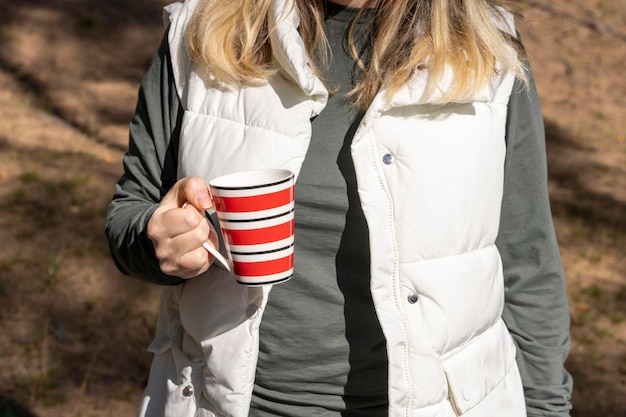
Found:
[143,335,206,417]
[441,319,518,415]
[164,343,204,417]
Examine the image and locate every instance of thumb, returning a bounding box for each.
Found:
[164,177,212,211]
[179,176,212,210]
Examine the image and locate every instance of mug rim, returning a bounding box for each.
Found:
[209,169,293,191]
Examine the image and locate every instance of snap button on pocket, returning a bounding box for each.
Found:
[462,385,473,401]
[407,293,419,304]
[382,153,394,165]
[182,385,194,397]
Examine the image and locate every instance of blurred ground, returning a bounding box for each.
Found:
[0,1,624,416]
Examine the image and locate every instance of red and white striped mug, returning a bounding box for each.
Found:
[208,169,295,286]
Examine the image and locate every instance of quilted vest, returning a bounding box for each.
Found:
[138,1,527,416]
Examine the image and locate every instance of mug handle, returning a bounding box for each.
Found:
[182,202,232,272]
[201,240,232,272]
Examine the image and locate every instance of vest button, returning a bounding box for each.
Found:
[382,153,394,165]
[463,385,473,401]
[407,293,419,304]
[182,385,193,397]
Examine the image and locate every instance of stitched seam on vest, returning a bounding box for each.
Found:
[365,127,414,416]
[184,111,297,142]
[399,243,497,265]
[441,319,504,361]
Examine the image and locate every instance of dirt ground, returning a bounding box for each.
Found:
[0,1,624,416]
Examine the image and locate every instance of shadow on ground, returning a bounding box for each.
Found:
[0,0,169,149]
[0,137,158,413]
[545,119,626,417]
[546,120,626,233]
[0,397,39,417]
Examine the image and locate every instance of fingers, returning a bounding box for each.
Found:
[153,203,206,238]
[160,245,211,279]
[150,214,212,279]
[147,176,218,279]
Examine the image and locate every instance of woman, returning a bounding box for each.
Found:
[105,0,573,416]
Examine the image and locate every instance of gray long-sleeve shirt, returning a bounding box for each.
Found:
[105,26,573,417]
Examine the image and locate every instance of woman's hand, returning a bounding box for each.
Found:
[147,177,220,279]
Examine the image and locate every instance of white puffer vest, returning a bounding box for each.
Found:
[138,1,526,417]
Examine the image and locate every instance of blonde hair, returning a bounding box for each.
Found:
[186,0,527,109]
